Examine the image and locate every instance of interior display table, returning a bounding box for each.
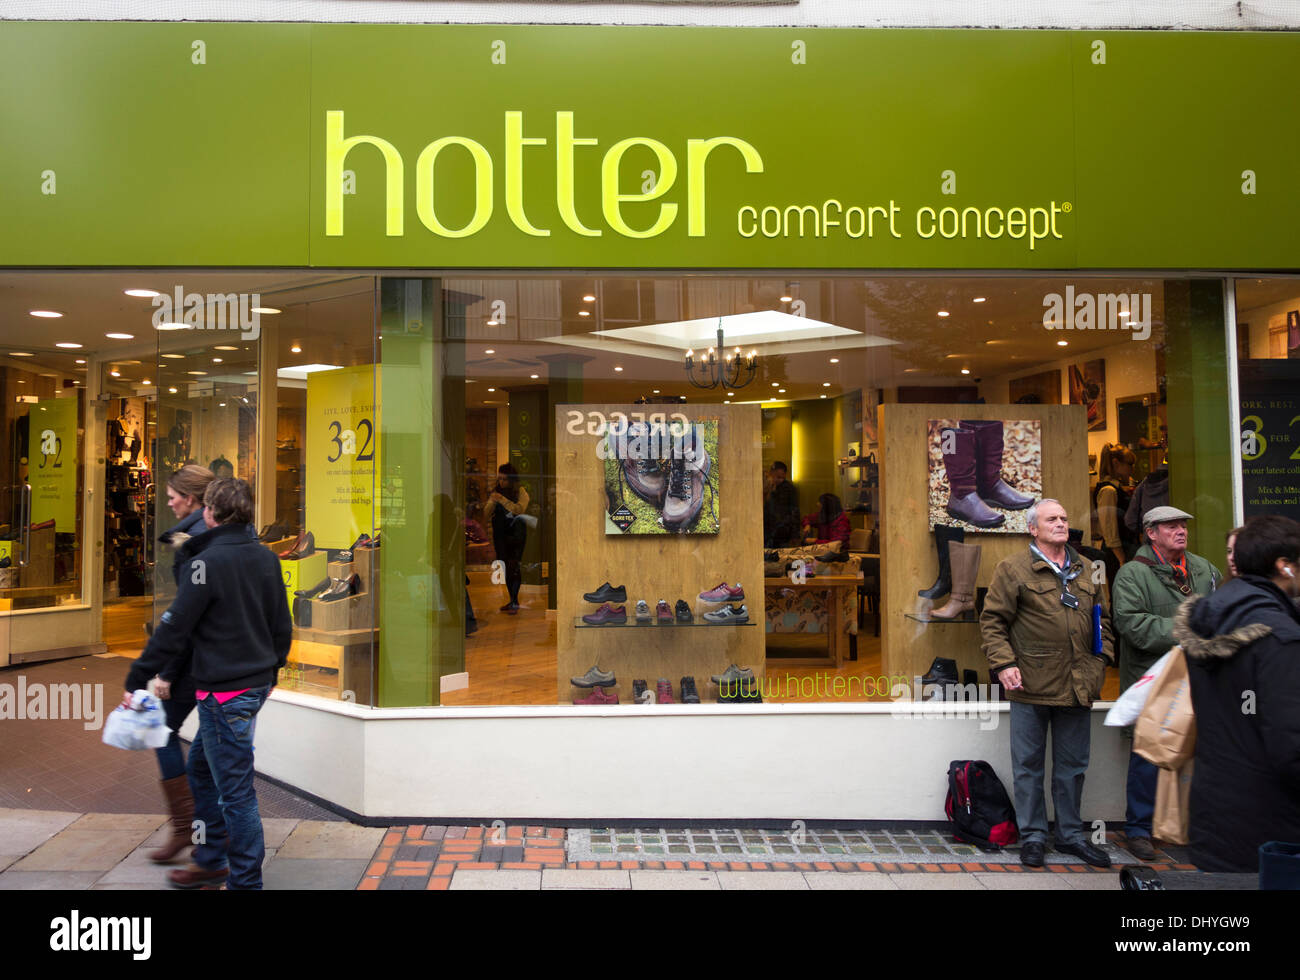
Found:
[763,574,862,667]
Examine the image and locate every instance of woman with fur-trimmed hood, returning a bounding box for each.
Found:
[1173,515,1300,873]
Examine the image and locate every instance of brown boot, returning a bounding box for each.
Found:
[927,542,981,621]
[168,863,228,889]
[149,774,195,864]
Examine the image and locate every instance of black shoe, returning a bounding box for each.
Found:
[920,657,959,688]
[1021,841,1045,867]
[464,617,478,637]
[763,550,779,563]
[1054,839,1112,868]
[632,679,649,704]
[583,582,627,604]
[319,573,360,602]
[674,599,693,624]
[680,676,701,704]
[0,556,10,569]
[294,576,330,598]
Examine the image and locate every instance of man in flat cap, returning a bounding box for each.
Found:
[1111,505,1221,861]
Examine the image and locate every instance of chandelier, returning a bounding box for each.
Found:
[684,319,758,390]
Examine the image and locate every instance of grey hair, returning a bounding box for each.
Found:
[1026,498,1063,529]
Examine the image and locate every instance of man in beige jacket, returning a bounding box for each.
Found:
[981,499,1116,868]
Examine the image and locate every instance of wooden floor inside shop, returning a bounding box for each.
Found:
[103,572,1120,706]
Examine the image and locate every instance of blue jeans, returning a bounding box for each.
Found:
[188,687,270,890]
[1125,751,1159,839]
[153,692,195,781]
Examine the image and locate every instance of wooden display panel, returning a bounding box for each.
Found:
[555,404,765,704]
[879,403,1089,685]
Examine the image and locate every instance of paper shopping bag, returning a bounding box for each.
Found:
[1135,647,1197,769]
[1153,760,1193,846]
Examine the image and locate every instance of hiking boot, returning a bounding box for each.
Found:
[582,582,627,603]
[661,426,711,532]
[703,603,749,624]
[674,599,693,624]
[655,679,675,704]
[617,422,669,507]
[698,582,744,602]
[632,679,649,703]
[718,677,762,703]
[573,688,619,706]
[1126,836,1159,862]
[168,864,228,889]
[581,603,627,626]
[710,664,755,686]
[570,665,617,688]
[656,599,673,623]
[634,600,651,623]
[680,676,701,704]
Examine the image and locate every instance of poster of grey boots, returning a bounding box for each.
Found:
[604,420,720,535]
[926,418,1041,533]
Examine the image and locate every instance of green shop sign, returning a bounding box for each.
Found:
[0,24,1297,269]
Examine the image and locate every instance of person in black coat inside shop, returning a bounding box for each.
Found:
[1172,514,1300,873]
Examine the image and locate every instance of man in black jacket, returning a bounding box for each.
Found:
[124,478,291,889]
[1174,514,1300,872]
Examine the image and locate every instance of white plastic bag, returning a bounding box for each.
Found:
[1103,649,1175,727]
[102,689,171,750]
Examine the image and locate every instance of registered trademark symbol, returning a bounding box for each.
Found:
[1062,201,1073,212]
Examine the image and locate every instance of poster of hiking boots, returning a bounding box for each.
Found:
[926,418,1041,533]
[604,419,720,534]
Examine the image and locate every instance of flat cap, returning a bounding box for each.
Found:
[1142,505,1194,528]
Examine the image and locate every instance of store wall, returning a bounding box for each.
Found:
[1240,291,1300,359]
[9,0,1297,29]
[984,338,1158,459]
[791,398,837,514]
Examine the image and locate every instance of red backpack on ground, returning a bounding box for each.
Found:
[945,760,1019,851]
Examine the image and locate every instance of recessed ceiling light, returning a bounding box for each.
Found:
[530,374,539,379]
[820,394,827,399]
[155,323,191,331]
[251,307,280,315]
[141,379,152,385]
[487,319,499,326]
[778,388,786,393]
[614,366,624,372]
[75,359,86,365]
[578,310,590,317]
[212,357,223,363]
[219,402,226,407]
[972,297,986,303]
[110,370,120,377]
[10,352,34,357]
[961,368,971,375]
[653,390,660,394]
[1057,340,1069,347]
[829,357,839,364]
[779,295,793,303]
[124,289,161,298]
[938,311,950,318]
[771,382,780,388]
[822,382,831,387]
[29,310,62,318]
[290,345,302,354]
[168,387,178,393]
[214,345,238,352]
[484,349,495,355]
[487,387,496,392]
[56,342,82,349]
[161,353,184,359]
[1118,311,1131,318]
[105,333,134,340]
[582,294,596,302]
[187,371,207,375]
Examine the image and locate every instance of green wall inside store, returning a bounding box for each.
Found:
[1163,280,1233,570]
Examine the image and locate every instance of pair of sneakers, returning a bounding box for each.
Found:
[632,679,676,704]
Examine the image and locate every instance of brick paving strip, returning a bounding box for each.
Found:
[357,825,1188,890]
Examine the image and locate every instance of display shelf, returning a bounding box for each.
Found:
[903,613,977,624]
[573,617,755,628]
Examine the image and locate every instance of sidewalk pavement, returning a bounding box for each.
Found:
[2,809,1253,890]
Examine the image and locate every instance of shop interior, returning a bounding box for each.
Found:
[0,271,1281,706]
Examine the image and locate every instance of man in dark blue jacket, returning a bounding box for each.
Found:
[126,478,291,890]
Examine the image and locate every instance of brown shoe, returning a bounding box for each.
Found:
[1126,836,1159,862]
[168,864,228,889]
[149,774,195,864]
